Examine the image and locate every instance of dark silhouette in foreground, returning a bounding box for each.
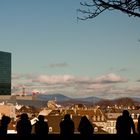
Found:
[0,115,11,135]
[137,115,140,134]
[116,110,136,136]
[16,113,32,136]
[59,114,75,138]
[78,115,94,138]
[35,115,49,136]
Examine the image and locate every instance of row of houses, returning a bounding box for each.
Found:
[1,102,140,134]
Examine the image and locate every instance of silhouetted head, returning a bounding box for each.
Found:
[122,110,129,117]
[64,114,71,120]
[38,115,45,121]
[20,113,29,120]
[1,115,11,125]
[81,116,88,121]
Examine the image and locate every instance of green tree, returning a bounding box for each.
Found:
[78,0,140,20]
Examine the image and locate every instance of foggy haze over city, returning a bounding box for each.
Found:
[0,0,140,99]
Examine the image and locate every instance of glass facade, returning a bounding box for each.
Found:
[0,51,11,95]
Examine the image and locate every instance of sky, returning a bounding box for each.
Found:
[0,0,140,99]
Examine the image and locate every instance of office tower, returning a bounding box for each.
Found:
[0,51,11,95]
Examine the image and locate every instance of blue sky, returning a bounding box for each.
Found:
[0,0,140,99]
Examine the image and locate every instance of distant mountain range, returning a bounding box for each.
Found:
[35,93,102,106]
[36,93,102,102]
[36,93,71,102]
[35,93,140,106]
[75,96,102,103]
[5,93,140,108]
[132,97,140,103]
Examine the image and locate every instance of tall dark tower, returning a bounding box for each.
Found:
[0,51,11,95]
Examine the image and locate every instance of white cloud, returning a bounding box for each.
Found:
[12,72,133,99]
[34,75,75,84]
[95,73,128,83]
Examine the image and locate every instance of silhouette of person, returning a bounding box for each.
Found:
[137,115,140,134]
[0,115,11,135]
[116,110,136,136]
[78,116,94,138]
[59,114,75,137]
[16,113,32,136]
[35,115,49,136]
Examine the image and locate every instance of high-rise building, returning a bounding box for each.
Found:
[0,51,11,95]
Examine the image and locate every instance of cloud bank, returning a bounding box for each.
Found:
[12,72,140,99]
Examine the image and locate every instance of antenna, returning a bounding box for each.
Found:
[92,96,95,108]
[55,97,57,102]
[22,85,25,96]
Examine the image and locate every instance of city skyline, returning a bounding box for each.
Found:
[0,0,140,99]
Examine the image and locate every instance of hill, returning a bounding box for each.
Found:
[36,93,71,102]
[96,97,140,107]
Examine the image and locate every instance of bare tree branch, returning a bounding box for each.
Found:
[78,0,140,20]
